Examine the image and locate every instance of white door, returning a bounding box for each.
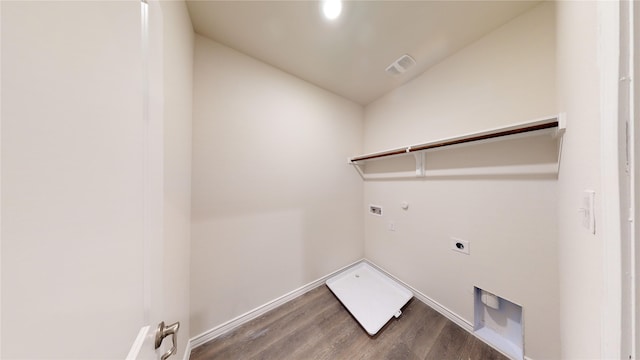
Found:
[128,0,179,358]
[1,0,174,359]
[635,2,640,356]
[620,1,638,357]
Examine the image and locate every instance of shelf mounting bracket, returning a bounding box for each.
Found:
[414,151,425,177]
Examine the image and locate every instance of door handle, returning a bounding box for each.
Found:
[155,321,180,360]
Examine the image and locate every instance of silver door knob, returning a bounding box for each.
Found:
[155,321,179,360]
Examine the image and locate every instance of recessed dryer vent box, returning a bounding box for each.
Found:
[474,287,523,360]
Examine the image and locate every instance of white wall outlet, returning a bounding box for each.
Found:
[369,205,382,216]
[451,238,470,255]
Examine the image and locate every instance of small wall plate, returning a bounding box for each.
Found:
[451,238,470,255]
[369,205,383,216]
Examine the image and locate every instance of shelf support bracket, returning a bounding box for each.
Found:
[554,112,567,174]
[553,112,567,138]
[348,158,366,180]
[414,151,425,177]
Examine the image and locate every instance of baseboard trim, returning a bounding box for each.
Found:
[363,260,525,359]
[361,259,474,333]
[188,258,521,359]
[189,258,365,350]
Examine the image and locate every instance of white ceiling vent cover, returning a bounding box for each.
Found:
[385,54,416,76]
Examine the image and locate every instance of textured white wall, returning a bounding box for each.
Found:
[159,1,194,358]
[190,36,364,335]
[363,3,557,154]
[362,3,560,359]
[1,1,145,358]
[555,1,605,358]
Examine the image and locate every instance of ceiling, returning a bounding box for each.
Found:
[186,1,540,105]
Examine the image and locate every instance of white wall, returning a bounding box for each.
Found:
[159,1,194,358]
[555,1,607,358]
[190,36,364,335]
[1,1,145,358]
[363,3,556,153]
[362,3,560,359]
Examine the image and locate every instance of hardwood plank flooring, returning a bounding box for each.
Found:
[190,286,508,360]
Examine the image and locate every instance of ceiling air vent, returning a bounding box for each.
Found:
[385,54,416,76]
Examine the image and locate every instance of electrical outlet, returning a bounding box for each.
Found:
[451,238,470,255]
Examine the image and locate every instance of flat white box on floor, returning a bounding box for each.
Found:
[326,262,413,335]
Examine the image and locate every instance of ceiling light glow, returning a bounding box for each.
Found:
[322,0,342,20]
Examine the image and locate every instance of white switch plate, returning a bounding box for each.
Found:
[388,221,396,231]
[451,238,470,255]
[581,190,595,234]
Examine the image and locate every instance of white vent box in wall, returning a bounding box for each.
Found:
[473,287,523,360]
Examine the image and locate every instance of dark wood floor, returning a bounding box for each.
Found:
[190,286,507,360]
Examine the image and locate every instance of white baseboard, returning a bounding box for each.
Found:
[361,259,474,332]
[188,258,522,360]
[188,258,364,350]
[363,260,524,360]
